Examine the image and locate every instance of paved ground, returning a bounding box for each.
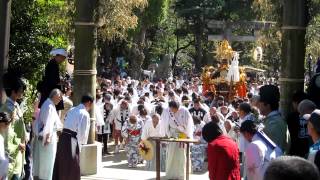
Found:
[81,144,209,180]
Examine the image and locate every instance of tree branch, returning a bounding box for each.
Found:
[172,39,194,71]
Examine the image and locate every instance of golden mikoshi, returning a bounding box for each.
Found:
[215,40,234,61]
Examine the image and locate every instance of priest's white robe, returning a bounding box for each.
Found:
[33,98,61,180]
[160,107,194,180]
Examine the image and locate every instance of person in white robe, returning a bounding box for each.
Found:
[240,120,282,180]
[137,105,152,124]
[111,100,131,153]
[131,99,152,116]
[160,101,194,180]
[97,100,113,155]
[141,114,166,171]
[95,97,105,130]
[33,89,63,180]
[53,95,93,180]
[203,107,227,135]
[224,119,240,144]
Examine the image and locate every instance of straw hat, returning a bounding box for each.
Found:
[139,140,154,161]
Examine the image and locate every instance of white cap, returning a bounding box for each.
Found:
[50,48,67,57]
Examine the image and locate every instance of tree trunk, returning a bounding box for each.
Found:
[280,0,308,118]
[194,32,203,72]
[129,26,147,79]
[73,0,98,144]
[0,0,11,90]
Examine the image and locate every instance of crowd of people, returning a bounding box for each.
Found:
[0,48,320,180]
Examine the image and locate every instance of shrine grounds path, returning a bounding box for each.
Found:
[81,143,209,180]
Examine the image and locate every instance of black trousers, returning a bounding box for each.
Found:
[97,134,109,153]
[23,142,32,180]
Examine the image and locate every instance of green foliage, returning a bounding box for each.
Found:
[306,14,320,58]
[306,0,320,60]
[9,0,69,80]
[97,0,147,40]
[175,0,225,20]
[139,0,171,27]
[9,0,70,122]
[252,0,282,22]
[251,0,282,72]
[220,0,255,21]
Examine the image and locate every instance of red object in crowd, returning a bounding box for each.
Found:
[207,135,240,180]
[237,82,247,98]
[128,129,141,136]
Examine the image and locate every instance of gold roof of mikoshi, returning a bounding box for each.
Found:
[215,40,234,60]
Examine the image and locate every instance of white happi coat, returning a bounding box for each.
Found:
[111,106,131,131]
[160,107,194,180]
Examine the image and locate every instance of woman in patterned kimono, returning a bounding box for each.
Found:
[191,116,206,172]
[122,115,144,168]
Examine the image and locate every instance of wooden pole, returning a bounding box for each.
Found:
[156,140,160,180]
[280,0,308,117]
[73,0,98,144]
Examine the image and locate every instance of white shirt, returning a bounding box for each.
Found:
[64,104,90,146]
[0,134,8,178]
[141,120,161,140]
[37,98,62,145]
[245,134,282,180]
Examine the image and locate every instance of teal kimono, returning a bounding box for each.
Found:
[263,111,290,153]
[1,98,26,179]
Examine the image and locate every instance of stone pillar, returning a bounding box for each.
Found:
[280,0,308,117]
[73,0,101,175]
[0,0,11,86]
